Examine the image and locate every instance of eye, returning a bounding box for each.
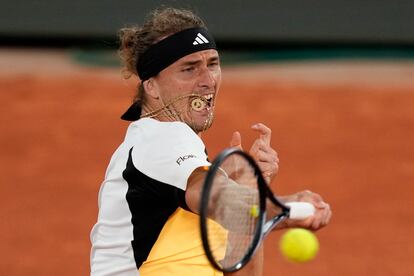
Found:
[182,66,195,72]
[208,61,220,68]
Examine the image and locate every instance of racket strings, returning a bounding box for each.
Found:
[206,156,260,269]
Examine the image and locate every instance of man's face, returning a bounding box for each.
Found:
[152,49,221,132]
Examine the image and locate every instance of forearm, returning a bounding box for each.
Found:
[224,245,263,276]
[185,166,231,215]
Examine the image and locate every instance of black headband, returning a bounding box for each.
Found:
[136,27,216,81]
[121,27,216,121]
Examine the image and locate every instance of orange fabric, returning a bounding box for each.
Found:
[139,208,225,276]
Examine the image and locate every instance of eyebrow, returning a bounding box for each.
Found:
[180,55,220,67]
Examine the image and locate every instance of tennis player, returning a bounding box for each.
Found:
[90,7,331,276]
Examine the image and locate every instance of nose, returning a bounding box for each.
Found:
[197,67,216,89]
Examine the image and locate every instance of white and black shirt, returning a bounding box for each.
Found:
[90,118,210,276]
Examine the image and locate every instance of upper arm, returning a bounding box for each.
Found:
[185,166,209,213]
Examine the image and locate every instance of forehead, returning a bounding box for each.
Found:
[175,49,219,64]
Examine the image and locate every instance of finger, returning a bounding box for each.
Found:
[252,140,277,154]
[251,123,272,146]
[257,162,279,178]
[298,190,325,208]
[292,216,313,229]
[326,209,332,225]
[311,218,322,230]
[312,203,332,229]
[255,149,277,162]
[255,147,279,163]
[313,196,328,209]
[249,139,269,157]
[257,161,279,174]
[229,131,242,149]
[322,204,332,225]
[249,140,260,156]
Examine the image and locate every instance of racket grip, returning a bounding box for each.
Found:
[285,202,315,220]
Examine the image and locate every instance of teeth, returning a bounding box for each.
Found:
[203,94,214,100]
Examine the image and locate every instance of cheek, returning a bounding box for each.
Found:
[158,78,189,97]
[175,83,195,94]
[214,69,222,87]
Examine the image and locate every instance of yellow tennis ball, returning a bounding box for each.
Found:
[279,228,319,263]
[249,204,259,218]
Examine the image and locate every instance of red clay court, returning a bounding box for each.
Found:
[1,49,414,275]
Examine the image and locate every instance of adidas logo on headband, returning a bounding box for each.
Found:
[193,33,209,45]
[135,27,216,83]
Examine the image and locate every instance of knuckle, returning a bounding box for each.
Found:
[301,190,312,196]
[257,151,265,159]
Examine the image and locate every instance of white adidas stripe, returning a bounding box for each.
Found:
[195,37,203,44]
[198,33,209,43]
[193,33,210,45]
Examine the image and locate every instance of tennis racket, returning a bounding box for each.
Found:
[199,148,315,272]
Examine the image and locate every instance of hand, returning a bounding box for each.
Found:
[229,123,279,184]
[280,190,332,231]
[249,123,279,184]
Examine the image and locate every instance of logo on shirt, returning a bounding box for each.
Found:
[176,154,196,165]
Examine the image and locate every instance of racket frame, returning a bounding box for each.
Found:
[199,148,292,272]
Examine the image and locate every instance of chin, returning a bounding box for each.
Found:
[198,116,215,132]
[185,114,215,133]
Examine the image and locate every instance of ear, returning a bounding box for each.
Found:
[142,78,160,99]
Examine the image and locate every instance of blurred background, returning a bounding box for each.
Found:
[1,1,414,275]
[1,0,414,45]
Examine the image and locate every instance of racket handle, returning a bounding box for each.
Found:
[285,202,315,220]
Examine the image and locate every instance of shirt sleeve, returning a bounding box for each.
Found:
[130,120,210,191]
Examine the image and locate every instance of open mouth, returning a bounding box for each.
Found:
[190,93,215,112]
[203,93,214,108]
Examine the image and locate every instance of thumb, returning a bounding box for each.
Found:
[230,131,243,150]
